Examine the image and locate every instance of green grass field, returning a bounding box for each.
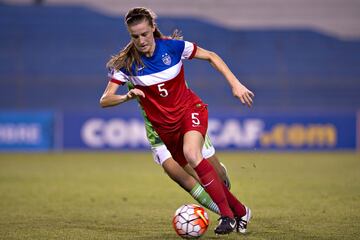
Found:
[0,152,359,239]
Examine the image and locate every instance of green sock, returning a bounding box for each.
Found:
[189,182,220,215]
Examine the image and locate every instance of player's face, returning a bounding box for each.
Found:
[128,20,155,57]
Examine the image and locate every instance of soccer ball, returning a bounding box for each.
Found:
[172,204,209,238]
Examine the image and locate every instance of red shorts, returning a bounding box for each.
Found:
[156,103,208,167]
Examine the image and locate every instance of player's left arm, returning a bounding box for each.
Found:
[193,46,254,107]
[100,81,145,108]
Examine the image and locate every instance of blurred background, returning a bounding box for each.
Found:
[1,0,360,152]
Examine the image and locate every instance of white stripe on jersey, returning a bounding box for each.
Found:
[112,70,129,83]
[113,60,183,86]
[182,41,195,59]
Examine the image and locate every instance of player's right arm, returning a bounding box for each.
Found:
[100,81,145,108]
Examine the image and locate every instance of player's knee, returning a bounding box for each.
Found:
[183,146,201,167]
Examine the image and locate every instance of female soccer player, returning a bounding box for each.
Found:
[100,7,253,235]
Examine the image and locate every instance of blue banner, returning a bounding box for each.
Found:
[62,111,357,151]
[207,112,356,150]
[63,111,149,150]
[0,112,54,151]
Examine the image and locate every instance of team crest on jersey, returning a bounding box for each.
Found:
[161,53,171,65]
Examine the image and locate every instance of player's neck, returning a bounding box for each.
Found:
[144,40,156,58]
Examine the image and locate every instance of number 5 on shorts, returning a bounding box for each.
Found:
[192,113,200,126]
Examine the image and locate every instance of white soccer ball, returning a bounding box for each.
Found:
[172,204,209,238]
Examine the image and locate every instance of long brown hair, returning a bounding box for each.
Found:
[106,7,182,73]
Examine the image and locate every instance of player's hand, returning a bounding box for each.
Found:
[126,88,145,100]
[232,83,254,107]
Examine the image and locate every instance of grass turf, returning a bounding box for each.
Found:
[0,152,359,239]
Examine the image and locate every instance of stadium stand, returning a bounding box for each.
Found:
[0,3,359,112]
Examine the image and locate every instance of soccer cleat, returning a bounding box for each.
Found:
[235,206,252,234]
[219,162,231,190]
[214,216,236,235]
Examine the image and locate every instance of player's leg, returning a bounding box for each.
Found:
[184,154,231,189]
[152,139,249,233]
[162,159,220,215]
[183,106,253,234]
[189,141,250,233]
[183,130,236,235]
[182,164,199,182]
[203,135,226,181]
[202,135,231,189]
[201,134,250,233]
[151,144,220,214]
[172,138,250,234]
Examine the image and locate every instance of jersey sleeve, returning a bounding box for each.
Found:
[108,68,129,85]
[181,41,198,60]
